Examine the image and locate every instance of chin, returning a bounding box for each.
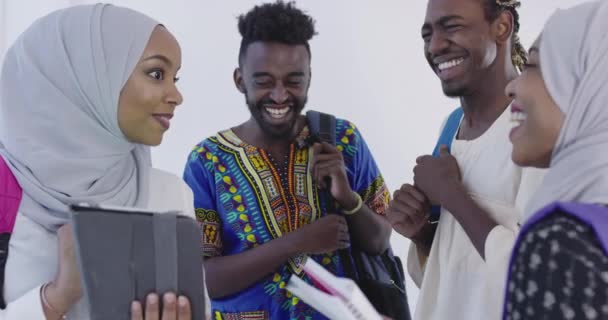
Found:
[441,83,468,98]
[258,114,301,138]
[140,135,163,146]
[511,150,551,169]
[511,153,528,167]
[261,124,294,139]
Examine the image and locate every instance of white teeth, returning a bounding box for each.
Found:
[437,58,465,71]
[510,111,527,123]
[265,107,290,119]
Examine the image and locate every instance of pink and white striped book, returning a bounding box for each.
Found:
[286,258,382,320]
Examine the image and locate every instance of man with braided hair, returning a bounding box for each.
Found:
[485,0,528,71]
[386,0,544,319]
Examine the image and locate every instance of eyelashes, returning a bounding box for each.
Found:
[147,69,180,83]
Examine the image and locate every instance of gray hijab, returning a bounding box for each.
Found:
[525,0,608,218]
[0,4,159,230]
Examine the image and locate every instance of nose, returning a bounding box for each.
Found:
[166,82,183,107]
[270,82,288,104]
[427,32,449,58]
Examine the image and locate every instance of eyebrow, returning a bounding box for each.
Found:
[252,72,272,78]
[143,54,173,67]
[252,71,305,78]
[438,15,464,25]
[422,15,464,31]
[287,72,305,77]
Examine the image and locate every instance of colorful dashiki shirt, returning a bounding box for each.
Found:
[183,118,390,320]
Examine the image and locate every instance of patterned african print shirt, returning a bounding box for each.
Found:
[183,118,390,320]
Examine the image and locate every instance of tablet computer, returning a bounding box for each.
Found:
[70,203,205,320]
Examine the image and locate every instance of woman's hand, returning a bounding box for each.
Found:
[42,224,83,319]
[131,293,192,320]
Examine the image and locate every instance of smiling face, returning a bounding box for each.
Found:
[422,0,503,97]
[234,41,310,139]
[506,37,564,168]
[117,26,183,146]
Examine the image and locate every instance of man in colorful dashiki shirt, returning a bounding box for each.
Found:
[183,2,393,319]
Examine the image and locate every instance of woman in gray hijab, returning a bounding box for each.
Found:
[504,0,608,318]
[0,4,194,319]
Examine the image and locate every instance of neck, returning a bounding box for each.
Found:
[460,59,518,128]
[235,116,306,153]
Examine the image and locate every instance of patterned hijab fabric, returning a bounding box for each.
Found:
[525,0,608,218]
[0,4,159,230]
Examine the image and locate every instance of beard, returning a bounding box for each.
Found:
[441,82,469,98]
[245,92,308,139]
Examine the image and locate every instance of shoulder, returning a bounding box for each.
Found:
[520,213,595,254]
[187,135,223,165]
[149,168,194,217]
[334,118,363,151]
[150,168,184,186]
[335,118,358,133]
[515,167,546,212]
[438,107,463,135]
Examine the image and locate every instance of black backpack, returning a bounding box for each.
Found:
[306,110,411,320]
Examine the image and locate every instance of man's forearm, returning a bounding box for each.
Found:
[412,222,437,258]
[205,235,297,299]
[346,205,392,255]
[441,181,498,259]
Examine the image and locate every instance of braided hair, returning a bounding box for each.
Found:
[484,0,527,71]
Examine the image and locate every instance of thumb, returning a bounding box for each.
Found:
[311,142,322,156]
[439,144,450,156]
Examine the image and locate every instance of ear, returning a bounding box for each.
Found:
[233,68,246,94]
[492,10,514,44]
[307,67,312,90]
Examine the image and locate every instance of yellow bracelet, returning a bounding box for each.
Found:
[343,192,363,215]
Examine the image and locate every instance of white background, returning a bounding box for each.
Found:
[0,0,590,312]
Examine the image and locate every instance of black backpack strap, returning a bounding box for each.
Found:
[306,110,336,146]
[305,110,357,280]
[0,233,10,309]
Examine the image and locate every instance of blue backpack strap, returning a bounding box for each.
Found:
[429,107,463,221]
[432,107,463,156]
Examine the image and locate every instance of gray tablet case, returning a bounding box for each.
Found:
[70,204,205,320]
